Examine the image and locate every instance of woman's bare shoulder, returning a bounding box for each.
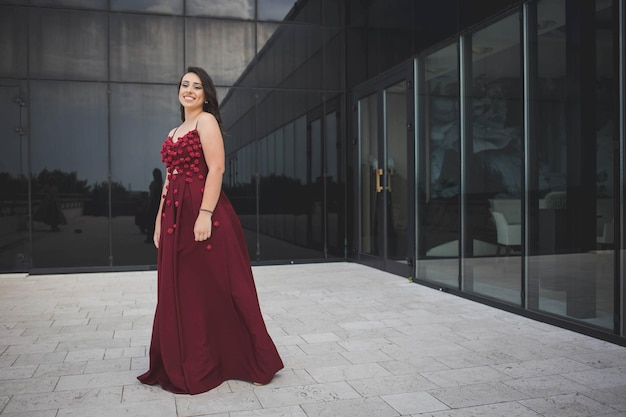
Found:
[197,112,221,138]
[198,112,218,127]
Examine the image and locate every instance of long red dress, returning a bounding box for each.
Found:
[138,129,283,395]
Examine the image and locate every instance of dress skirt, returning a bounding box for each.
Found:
[138,176,283,394]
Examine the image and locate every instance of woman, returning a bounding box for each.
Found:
[138,66,283,395]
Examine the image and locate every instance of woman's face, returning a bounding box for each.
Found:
[178,72,205,110]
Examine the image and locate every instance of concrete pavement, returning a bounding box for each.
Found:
[1,262,625,416]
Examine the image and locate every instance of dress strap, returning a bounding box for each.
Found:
[170,126,180,141]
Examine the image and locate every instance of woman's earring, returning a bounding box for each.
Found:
[204,100,208,104]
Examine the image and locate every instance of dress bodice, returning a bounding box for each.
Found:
[160,129,208,184]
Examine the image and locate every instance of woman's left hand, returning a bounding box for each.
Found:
[194,212,213,241]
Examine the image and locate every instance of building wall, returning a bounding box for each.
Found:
[0,0,342,269]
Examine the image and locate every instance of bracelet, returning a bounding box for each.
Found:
[199,208,214,215]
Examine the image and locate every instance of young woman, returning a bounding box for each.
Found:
[138,66,283,395]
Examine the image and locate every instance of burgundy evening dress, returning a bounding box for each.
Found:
[138,129,283,395]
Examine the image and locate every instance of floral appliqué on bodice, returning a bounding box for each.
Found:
[160,129,207,183]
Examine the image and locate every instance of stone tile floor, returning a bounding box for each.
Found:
[1,262,625,417]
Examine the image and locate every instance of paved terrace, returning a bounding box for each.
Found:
[1,262,625,417]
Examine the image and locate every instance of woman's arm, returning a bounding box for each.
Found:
[193,112,225,241]
[153,174,169,248]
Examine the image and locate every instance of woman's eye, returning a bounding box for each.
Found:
[194,85,203,90]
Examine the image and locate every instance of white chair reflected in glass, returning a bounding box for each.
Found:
[489,199,521,256]
[596,218,614,248]
[491,211,521,255]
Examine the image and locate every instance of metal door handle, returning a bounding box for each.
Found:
[375,168,383,192]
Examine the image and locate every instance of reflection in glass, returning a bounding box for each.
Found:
[186,19,255,86]
[257,23,280,54]
[359,93,378,256]
[528,0,615,329]
[465,12,522,305]
[222,87,334,261]
[110,0,183,14]
[258,0,295,21]
[30,0,107,8]
[29,9,108,80]
[0,83,28,271]
[311,118,322,249]
[326,111,341,254]
[418,43,460,287]
[385,81,408,263]
[109,83,179,266]
[110,13,183,83]
[249,24,323,90]
[30,81,109,268]
[225,142,257,259]
[294,116,307,184]
[186,0,254,19]
[293,116,308,249]
[0,6,27,77]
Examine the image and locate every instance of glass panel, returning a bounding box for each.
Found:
[418,43,460,287]
[284,123,295,179]
[324,27,342,91]
[326,112,338,183]
[290,0,321,25]
[293,115,308,249]
[311,119,322,183]
[0,6,27,77]
[359,93,378,256]
[323,0,342,27]
[30,81,109,269]
[258,22,280,54]
[110,14,183,83]
[258,0,296,21]
[326,110,342,256]
[29,9,108,80]
[220,83,332,260]
[110,0,183,14]
[593,0,616,329]
[109,83,179,266]
[275,127,284,176]
[224,140,257,261]
[311,118,322,249]
[458,0,520,30]
[384,81,408,263]
[186,0,254,19]
[222,88,327,261]
[0,83,28,271]
[186,19,255,86]
[247,24,323,90]
[30,0,107,8]
[465,12,523,305]
[528,0,615,329]
[294,116,307,184]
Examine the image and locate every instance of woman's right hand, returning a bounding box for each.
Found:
[153,221,161,248]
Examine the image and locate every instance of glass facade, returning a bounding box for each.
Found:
[413,0,623,339]
[0,0,624,344]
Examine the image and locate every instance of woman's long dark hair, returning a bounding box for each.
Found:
[178,66,223,131]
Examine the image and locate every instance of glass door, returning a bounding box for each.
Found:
[356,64,414,276]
